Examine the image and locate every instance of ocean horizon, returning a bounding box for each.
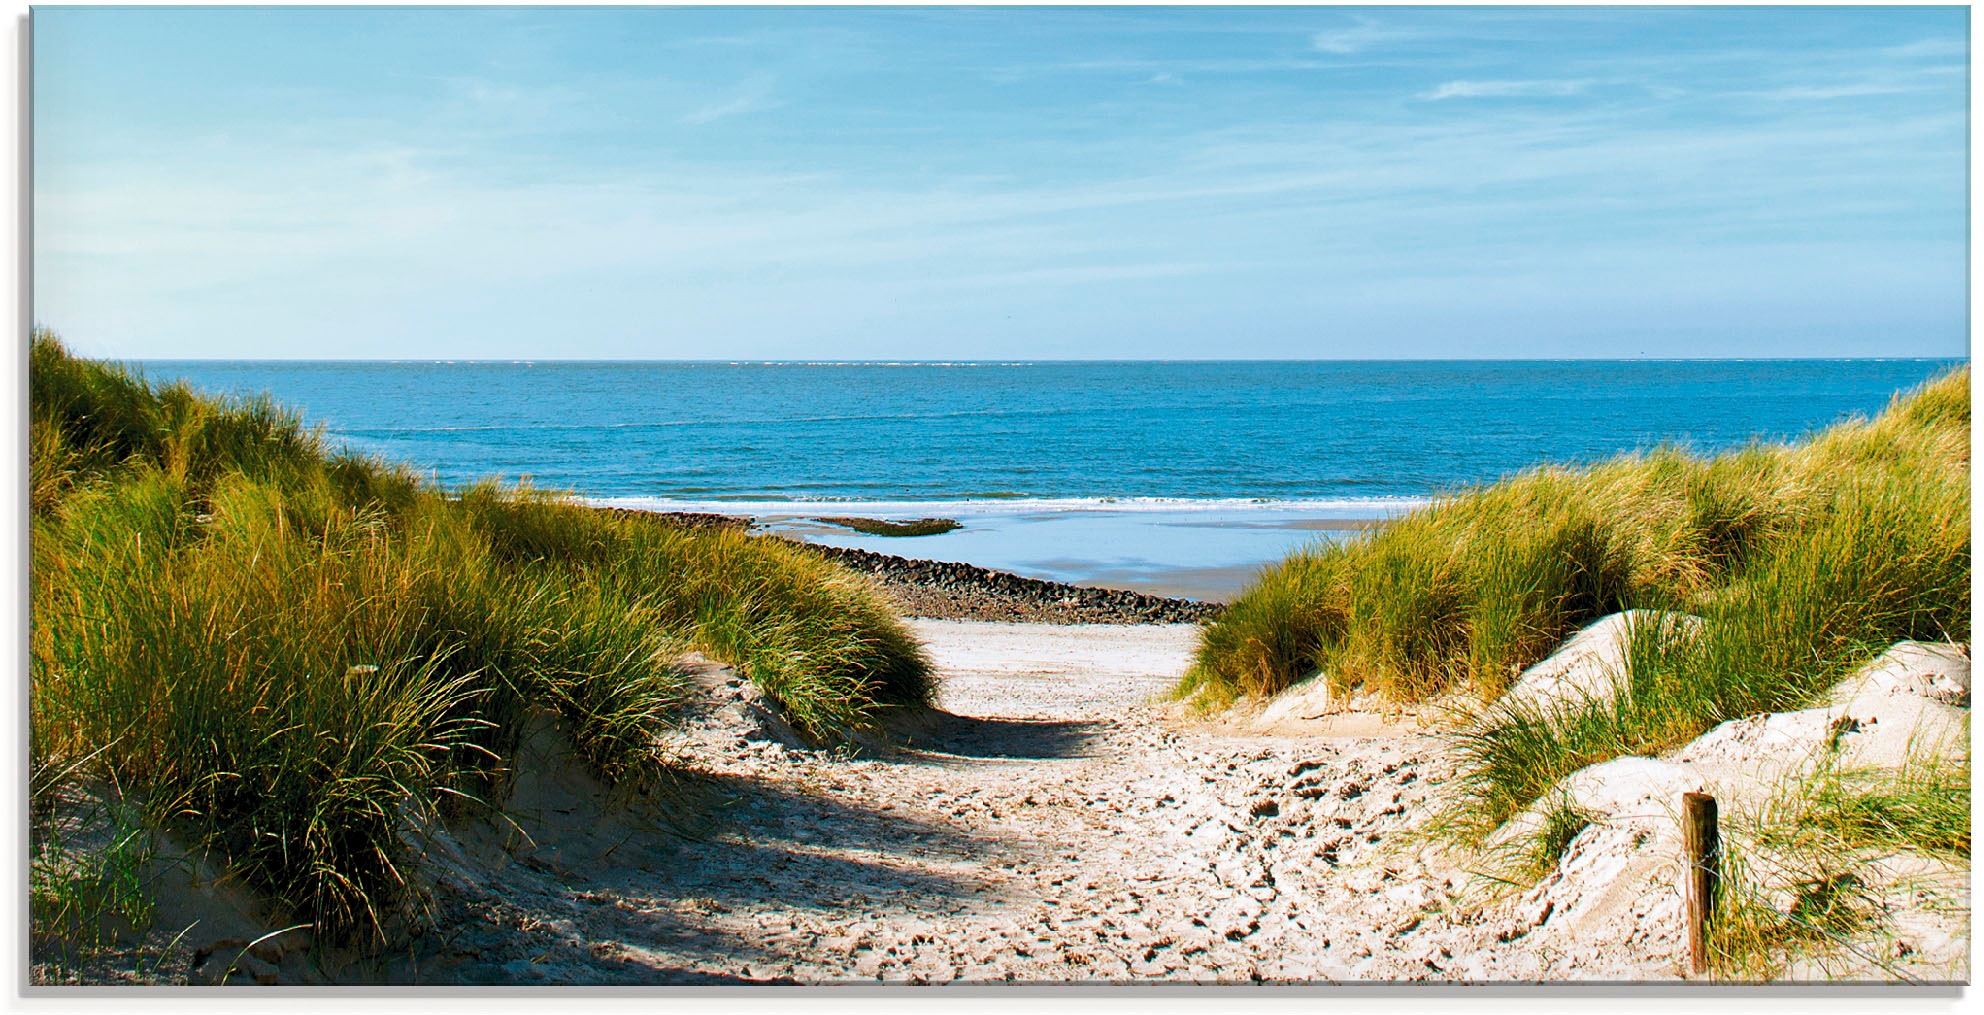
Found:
[134,357,1964,600]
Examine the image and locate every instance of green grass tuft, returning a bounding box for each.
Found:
[1706,751,1968,980]
[30,328,931,945]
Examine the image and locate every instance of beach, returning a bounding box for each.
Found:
[351,618,1466,984]
[132,615,1469,985]
[30,347,1969,987]
[628,499,1409,603]
[28,3,1973,990]
[121,610,1967,985]
[35,537,1974,986]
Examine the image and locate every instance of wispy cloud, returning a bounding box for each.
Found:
[1422,79,1592,101]
[1311,17,1414,55]
[1881,37,1967,60]
[1759,83,1920,102]
[31,5,1969,359]
[1056,57,1329,75]
[681,74,780,125]
[939,261,1219,290]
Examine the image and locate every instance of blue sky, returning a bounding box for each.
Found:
[32,6,1971,360]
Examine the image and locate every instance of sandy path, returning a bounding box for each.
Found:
[116,621,1964,985]
[379,621,1503,984]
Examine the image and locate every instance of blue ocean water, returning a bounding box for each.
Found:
[136,359,1964,600]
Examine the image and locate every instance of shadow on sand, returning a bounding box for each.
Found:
[894,710,1107,760]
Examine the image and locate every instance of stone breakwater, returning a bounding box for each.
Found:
[796,543,1222,625]
[598,508,1221,624]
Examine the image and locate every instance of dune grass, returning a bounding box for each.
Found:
[1466,789,1601,891]
[1706,749,1970,980]
[29,330,930,945]
[1183,367,1969,840]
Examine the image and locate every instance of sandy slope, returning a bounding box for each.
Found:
[339,620,1479,983]
[111,620,1967,985]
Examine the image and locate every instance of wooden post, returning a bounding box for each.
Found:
[1682,791,1720,975]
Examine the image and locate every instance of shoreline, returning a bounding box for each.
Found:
[594,498,1403,603]
[610,507,1223,624]
[807,543,1223,625]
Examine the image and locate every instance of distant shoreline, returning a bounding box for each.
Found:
[585,495,1429,516]
[598,504,1413,614]
[804,542,1222,625]
[603,507,1228,623]
[590,498,1401,603]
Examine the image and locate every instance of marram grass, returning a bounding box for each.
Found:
[1184,366,1969,842]
[29,330,930,944]
[1708,750,1969,980]
[1183,366,1967,709]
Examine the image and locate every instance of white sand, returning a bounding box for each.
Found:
[112,620,1969,985]
[908,619,1198,718]
[907,619,1199,678]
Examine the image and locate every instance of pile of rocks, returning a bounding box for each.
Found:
[593,506,1222,624]
[802,544,1222,625]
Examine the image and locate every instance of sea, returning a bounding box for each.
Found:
[135,359,1963,602]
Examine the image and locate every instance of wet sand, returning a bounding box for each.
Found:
[602,500,1404,604]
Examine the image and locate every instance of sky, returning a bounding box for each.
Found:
[30,5,1972,361]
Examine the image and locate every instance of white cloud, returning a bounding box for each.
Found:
[1311,18,1412,55]
[32,27,1968,360]
[1422,79,1591,101]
